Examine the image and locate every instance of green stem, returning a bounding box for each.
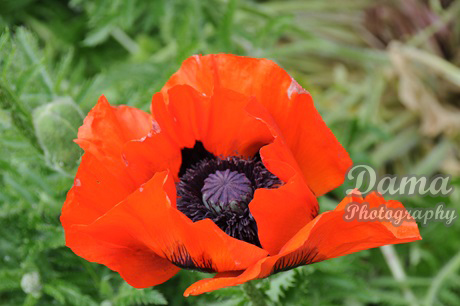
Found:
[380,245,419,306]
[111,27,139,55]
[241,282,266,306]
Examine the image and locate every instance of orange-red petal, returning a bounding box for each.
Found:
[123,85,273,182]
[248,137,318,255]
[65,225,180,288]
[249,172,317,256]
[67,171,269,282]
[278,191,421,261]
[162,54,352,195]
[61,153,134,227]
[75,95,152,188]
[157,85,274,159]
[242,102,319,255]
[184,191,421,296]
[122,120,182,186]
[62,97,154,227]
[76,95,152,164]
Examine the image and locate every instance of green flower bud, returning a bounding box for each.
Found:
[33,97,84,173]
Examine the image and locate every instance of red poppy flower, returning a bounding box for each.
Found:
[61,54,421,296]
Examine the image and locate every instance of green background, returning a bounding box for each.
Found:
[1,0,459,305]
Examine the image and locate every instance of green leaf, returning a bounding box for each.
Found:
[266,270,296,302]
[113,284,168,306]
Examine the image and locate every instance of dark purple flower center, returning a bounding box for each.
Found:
[176,142,282,247]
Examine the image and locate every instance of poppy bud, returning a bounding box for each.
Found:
[33,97,83,173]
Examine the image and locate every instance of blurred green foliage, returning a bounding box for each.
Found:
[1,0,460,305]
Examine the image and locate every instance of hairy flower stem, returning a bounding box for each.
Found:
[241,282,267,306]
[380,245,419,306]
